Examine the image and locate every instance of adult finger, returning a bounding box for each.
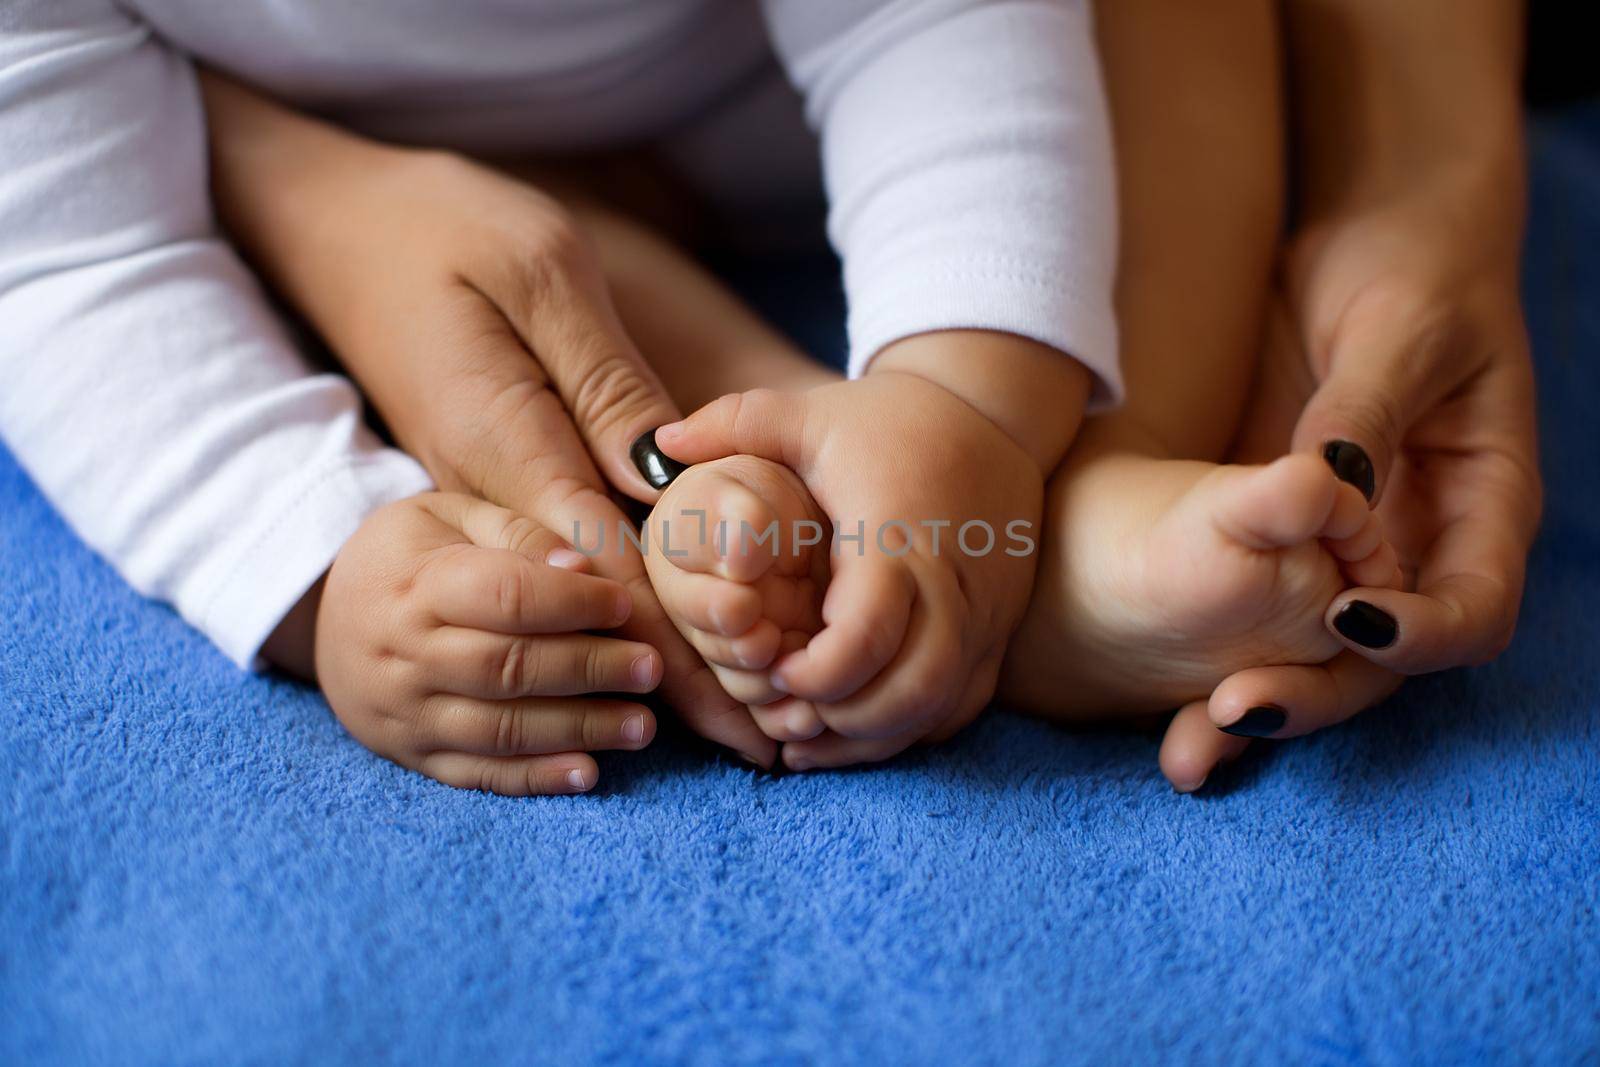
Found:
[1159,700,1251,794]
[424,695,654,757]
[1207,652,1403,738]
[425,629,661,699]
[1325,519,1530,673]
[1290,303,1470,503]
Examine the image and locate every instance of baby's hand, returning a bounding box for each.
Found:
[315,493,660,794]
[654,373,1044,764]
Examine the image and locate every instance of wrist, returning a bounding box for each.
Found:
[867,331,1090,474]
[262,575,326,683]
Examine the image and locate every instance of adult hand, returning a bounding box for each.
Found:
[1204,171,1542,745]
[203,73,777,766]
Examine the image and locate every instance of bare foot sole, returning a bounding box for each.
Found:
[1000,451,1401,726]
[642,454,830,742]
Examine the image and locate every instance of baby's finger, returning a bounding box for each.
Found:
[426,629,661,699]
[424,695,655,756]
[422,493,590,568]
[1159,700,1251,793]
[770,555,914,703]
[1207,652,1402,739]
[808,570,966,740]
[653,388,808,469]
[683,618,783,673]
[419,548,631,634]
[417,751,600,796]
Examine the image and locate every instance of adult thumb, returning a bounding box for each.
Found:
[1290,306,1461,504]
[490,225,685,504]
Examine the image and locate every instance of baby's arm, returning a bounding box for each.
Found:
[654,1,1116,749]
[763,0,1119,473]
[0,0,428,667]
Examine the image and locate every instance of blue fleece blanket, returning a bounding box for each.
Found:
[4,106,1599,1067]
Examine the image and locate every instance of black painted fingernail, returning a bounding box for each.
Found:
[1220,705,1287,739]
[1322,439,1375,501]
[1333,600,1398,649]
[631,428,689,490]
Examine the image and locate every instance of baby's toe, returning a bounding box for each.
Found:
[651,568,763,638]
[1199,454,1341,551]
[750,697,827,742]
[691,618,783,672]
[653,455,813,584]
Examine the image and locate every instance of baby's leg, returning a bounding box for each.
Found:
[1087,0,1285,462]
[999,0,1399,777]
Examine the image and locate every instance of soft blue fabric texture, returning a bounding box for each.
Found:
[4,107,1598,1066]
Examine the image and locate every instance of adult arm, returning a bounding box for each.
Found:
[1195,0,1541,748]
[1285,0,1540,671]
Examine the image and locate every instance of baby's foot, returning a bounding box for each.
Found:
[1000,451,1401,720]
[643,454,830,741]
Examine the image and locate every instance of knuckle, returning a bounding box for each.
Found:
[579,710,610,750]
[509,208,592,294]
[1329,390,1405,452]
[498,637,540,697]
[494,704,524,755]
[731,389,777,438]
[568,354,656,440]
[498,515,549,559]
[495,567,533,625]
[582,643,610,692]
[858,620,902,670]
[477,761,505,795]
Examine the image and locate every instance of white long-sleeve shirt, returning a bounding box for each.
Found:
[0,0,1117,668]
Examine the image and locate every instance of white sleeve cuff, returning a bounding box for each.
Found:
[191,450,433,670]
[843,252,1123,411]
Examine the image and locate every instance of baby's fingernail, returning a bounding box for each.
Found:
[768,672,791,695]
[655,422,685,443]
[567,768,592,792]
[737,751,771,772]
[1322,439,1376,502]
[630,428,689,490]
[547,548,586,570]
[622,713,647,745]
[630,656,657,690]
[1172,774,1208,795]
[1219,705,1287,738]
[786,754,814,773]
[1333,600,1398,649]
